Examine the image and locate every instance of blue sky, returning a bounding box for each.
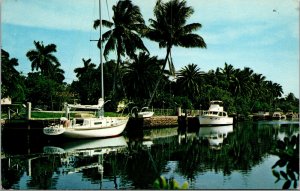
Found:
[2,0,299,98]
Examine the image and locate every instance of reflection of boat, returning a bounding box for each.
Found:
[43,136,128,176]
[198,101,233,126]
[43,0,130,139]
[43,136,128,154]
[198,125,233,149]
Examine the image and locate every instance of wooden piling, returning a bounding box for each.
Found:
[27,102,31,120]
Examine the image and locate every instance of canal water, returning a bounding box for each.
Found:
[1,120,299,189]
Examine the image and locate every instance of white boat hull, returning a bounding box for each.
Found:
[63,122,127,138]
[43,118,128,139]
[198,116,233,126]
[138,111,154,118]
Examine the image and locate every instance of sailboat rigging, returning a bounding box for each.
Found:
[43,0,129,138]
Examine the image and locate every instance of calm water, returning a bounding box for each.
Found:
[1,120,299,189]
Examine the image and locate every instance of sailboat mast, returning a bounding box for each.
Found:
[99,0,104,101]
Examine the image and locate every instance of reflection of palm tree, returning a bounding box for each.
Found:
[26,156,60,189]
[93,0,148,96]
[145,0,206,106]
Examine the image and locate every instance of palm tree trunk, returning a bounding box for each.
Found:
[147,46,171,107]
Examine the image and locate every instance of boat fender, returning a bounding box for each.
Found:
[63,120,70,127]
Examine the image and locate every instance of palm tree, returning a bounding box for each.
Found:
[229,67,254,98]
[217,62,236,92]
[238,67,254,97]
[264,81,283,110]
[74,58,96,79]
[176,63,203,99]
[251,73,266,98]
[123,52,163,102]
[145,0,206,106]
[26,41,61,77]
[1,49,26,101]
[50,64,65,83]
[271,82,283,98]
[93,0,148,96]
[73,58,98,104]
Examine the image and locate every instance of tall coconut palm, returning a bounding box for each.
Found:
[145,0,206,106]
[26,41,61,77]
[93,0,148,96]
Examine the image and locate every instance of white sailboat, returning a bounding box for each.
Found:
[43,0,129,138]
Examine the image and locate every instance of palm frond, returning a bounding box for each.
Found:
[103,36,117,61]
[177,33,207,48]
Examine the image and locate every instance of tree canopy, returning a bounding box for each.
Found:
[2,0,298,115]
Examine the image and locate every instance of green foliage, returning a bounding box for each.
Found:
[271,134,299,189]
[72,58,100,104]
[123,52,162,102]
[176,64,202,98]
[144,0,206,106]
[93,0,148,98]
[25,72,67,110]
[153,176,189,190]
[2,1,299,116]
[173,96,193,109]
[1,49,26,102]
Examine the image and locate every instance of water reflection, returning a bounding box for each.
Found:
[1,121,299,189]
[198,125,233,149]
[2,136,128,189]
